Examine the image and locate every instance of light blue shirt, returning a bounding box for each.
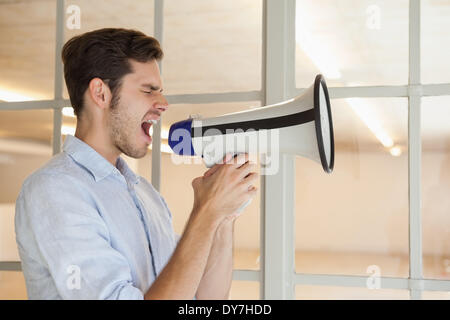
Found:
[15,135,179,300]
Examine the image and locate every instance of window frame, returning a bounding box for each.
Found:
[0,0,450,300]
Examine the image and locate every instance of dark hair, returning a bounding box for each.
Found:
[61,28,163,117]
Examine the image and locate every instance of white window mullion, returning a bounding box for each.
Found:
[408,0,423,300]
[260,0,296,300]
[52,0,65,156]
[151,0,164,191]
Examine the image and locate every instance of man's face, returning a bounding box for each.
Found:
[107,59,168,159]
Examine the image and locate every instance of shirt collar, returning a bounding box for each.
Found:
[116,157,139,185]
[63,135,138,184]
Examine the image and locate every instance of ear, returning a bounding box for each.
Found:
[87,78,112,111]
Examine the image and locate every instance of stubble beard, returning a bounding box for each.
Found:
[108,92,148,160]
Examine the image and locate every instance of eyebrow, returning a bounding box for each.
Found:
[141,83,163,92]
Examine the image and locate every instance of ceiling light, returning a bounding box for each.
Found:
[148,142,173,154]
[62,107,75,117]
[149,127,169,140]
[0,89,35,102]
[389,146,402,157]
[61,125,75,136]
[0,138,51,156]
[295,12,393,151]
[160,143,173,154]
[295,31,342,79]
[295,5,341,79]
[346,98,394,148]
[295,6,395,153]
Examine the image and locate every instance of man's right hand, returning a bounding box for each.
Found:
[191,153,258,224]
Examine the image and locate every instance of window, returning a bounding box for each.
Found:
[0,0,449,300]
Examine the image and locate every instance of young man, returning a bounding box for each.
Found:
[15,28,258,300]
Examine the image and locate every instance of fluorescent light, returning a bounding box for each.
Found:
[160,143,173,154]
[346,98,394,148]
[149,126,169,140]
[62,107,75,118]
[295,30,342,79]
[0,89,35,102]
[0,138,52,156]
[295,5,341,79]
[61,125,76,136]
[295,11,393,151]
[389,146,402,157]
[148,142,173,154]
[295,5,396,153]
[161,129,169,140]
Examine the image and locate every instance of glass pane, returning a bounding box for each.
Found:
[0,271,27,300]
[0,0,56,101]
[229,281,259,300]
[64,0,154,39]
[63,0,155,99]
[422,0,450,84]
[295,98,409,277]
[163,0,262,94]
[0,110,53,299]
[422,96,450,281]
[161,101,261,270]
[295,0,408,88]
[234,249,260,272]
[422,291,450,300]
[296,285,409,300]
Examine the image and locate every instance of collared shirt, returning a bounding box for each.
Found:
[15,135,178,300]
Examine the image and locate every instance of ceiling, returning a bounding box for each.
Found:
[0,0,449,154]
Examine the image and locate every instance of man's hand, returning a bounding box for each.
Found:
[191,153,258,224]
[144,153,258,300]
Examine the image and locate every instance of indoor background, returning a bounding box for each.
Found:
[0,0,449,300]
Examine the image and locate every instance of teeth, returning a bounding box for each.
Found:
[143,119,158,137]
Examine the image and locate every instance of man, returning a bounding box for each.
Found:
[15,28,258,299]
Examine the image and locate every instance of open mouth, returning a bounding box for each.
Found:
[142,121,152,137]
[141,119,158,142]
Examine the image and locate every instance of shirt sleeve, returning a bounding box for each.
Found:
[15,173,144,300]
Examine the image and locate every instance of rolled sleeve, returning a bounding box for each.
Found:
[15,173,144,300]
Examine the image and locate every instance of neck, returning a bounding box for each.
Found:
[74,120,120,167]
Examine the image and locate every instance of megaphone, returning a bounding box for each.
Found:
[168,74,334,174]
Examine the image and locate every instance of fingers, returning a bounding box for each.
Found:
[203,153,233,178]
[240,172,259,192]
[237,159,258,180]
[228,153,250,168]
[203,153,258,189]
